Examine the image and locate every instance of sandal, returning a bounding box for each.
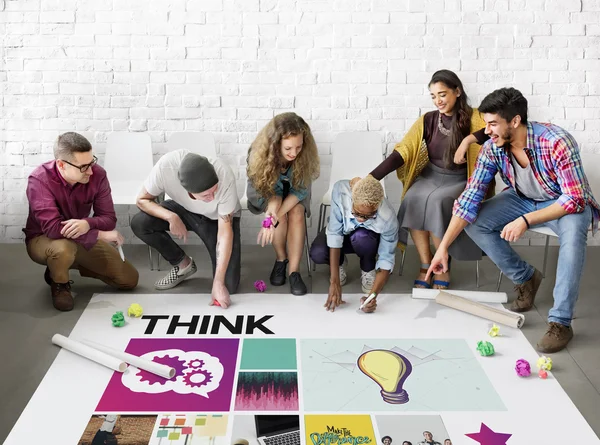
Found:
[414,263,432,289]
[432,279,450,289]
[433,270,451,290]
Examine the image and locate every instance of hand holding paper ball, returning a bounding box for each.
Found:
[476,341,495,356]
[254,280,267,292]
[516,359,531,377]
[111,311,125,327]
[127,303,143,318]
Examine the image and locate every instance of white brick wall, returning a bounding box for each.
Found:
[1,0,600,246]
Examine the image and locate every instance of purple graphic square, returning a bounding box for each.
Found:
[96,338,239,412]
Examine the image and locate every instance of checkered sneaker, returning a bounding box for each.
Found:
[154,259,197,290]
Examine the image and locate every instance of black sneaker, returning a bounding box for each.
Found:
[270,259,288,286]
[289,272,307,296]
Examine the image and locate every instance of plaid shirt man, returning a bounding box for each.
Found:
[453,121,600,234]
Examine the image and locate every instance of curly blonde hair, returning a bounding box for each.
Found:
[247,112,320,199]
[351,175,384,209]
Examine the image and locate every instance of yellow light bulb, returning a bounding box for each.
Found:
[357,349,412,404]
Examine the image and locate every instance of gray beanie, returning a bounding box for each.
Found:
[178,153,219,193]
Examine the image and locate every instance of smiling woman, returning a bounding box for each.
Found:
[368,69,493,291]
[246,112,320,296]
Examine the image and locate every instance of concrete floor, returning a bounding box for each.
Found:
[1,243,599,442]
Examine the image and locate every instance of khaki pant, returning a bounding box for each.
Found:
[26,236,139,290]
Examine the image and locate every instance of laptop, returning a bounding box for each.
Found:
[254,415,301,445]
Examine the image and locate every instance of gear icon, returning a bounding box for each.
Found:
[183,368,213,388]
[137,354,187,385]
[187,359,205,369]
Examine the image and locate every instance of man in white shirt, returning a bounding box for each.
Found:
[418,431,441,445]
[131,150,241,308]
[91,415,117,445]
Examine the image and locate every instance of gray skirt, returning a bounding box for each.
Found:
[397,162,482,261]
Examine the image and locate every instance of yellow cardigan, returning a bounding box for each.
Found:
[393,108,487,199]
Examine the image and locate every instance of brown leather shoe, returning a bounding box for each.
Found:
[537,322,574,353]
[51,281,74,311]
[510,268,543,312]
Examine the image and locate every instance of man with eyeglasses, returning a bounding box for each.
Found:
[131,149,241,308]
[23,132,139,311]
[309,175,399,312]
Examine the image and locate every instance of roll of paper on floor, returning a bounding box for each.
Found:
[52,334,128,372]
[83,340,175,379]
[359,292,377,310]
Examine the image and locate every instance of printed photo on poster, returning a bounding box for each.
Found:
[148,414,228,445]
[78,414,156,445]
[304,415,375,445]
[231,415,301,445]
[235,372,299,411]
[374,415,451,445]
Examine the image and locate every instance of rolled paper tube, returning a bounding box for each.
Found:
[52,334,128,372]
[83,340,175,379]
[413,288,508,303]
[435,291,525,329]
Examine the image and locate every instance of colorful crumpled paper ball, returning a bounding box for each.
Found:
[515,359,531,377]
[488,324,500,337]
[254,280,267,292]
[536,355,553,371]
[538,369,548,379]
[262,217,274,228]
[127,303,143,318]
[476,341,495,356]
[111,311,125,327]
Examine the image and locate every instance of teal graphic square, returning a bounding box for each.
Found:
[157,430,169,438]
[240,338,297,370]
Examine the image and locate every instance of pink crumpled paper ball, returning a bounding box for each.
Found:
[515,358,531,377]
[254,280,267,292]
[262,217,273,228]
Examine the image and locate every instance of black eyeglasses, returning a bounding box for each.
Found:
[352,208,377,220]
[62,155,98,173]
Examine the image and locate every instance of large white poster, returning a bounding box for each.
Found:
[5,292,599,444]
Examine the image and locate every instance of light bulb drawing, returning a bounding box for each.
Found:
[357,349,413,404]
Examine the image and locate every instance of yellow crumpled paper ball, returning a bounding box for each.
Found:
[127,303,143,318]
[537,355,553,371]
[488,324,500,337]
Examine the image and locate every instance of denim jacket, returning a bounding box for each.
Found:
[247,164,311,215]
[326,180,399,272]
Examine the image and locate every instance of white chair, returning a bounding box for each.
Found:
[496,152,600,290]
[314,132,386,271]
[105,132,153,205]
[104,132,155,269]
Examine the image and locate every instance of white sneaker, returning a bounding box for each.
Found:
[339,259,347,286]
[155,258,197,290]
[361,269,376,294]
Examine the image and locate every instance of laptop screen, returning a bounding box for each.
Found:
[255,415,300,436]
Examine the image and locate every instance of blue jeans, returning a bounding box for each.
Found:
[465,188,592,326]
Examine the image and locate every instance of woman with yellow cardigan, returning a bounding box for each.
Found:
[370,70,490,290]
